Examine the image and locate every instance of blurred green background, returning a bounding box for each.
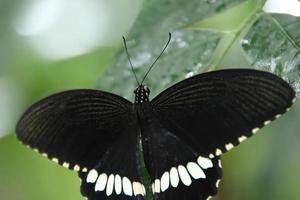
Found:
[0,0,299,199]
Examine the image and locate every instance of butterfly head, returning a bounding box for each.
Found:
[134,85,150,104]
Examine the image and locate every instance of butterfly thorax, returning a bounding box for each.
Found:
[134,85,150,104]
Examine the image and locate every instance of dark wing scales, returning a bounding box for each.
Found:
[79,122,147,200]
[154,159,221,200]
[151,69,295,158]
[139,105,222,200]
[16,89,133,172]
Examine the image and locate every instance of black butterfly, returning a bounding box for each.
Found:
[16,34,296,200]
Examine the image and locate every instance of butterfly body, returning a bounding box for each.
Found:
[134,85,150,104]
[16,69,295,200]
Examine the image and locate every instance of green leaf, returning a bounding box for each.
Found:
[189,0,265,70]
[188,0,261,33]
[97,0,243,99]
[0,135,82,200]
[242,13,300,96]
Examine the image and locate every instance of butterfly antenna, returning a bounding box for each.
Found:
[123,36,140,86]
[141,32,172,85]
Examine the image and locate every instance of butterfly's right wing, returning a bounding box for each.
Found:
[17,89,148,200]
[79,121,147,200]
[16,89,134,171]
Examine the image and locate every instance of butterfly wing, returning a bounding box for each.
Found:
[139,105,222,200]
[79,121,147,200]
[151,69,295,158]
[17,89,148,199]
[16,89,134,172]
[143,69,295,200]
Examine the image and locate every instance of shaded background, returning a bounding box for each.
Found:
[0,0,300,200]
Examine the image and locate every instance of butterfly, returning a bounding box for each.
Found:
[16,33,296,200]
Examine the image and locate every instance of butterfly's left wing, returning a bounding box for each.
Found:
[143,69,295,200]
[151,69,295,158]
[139,106,222,200]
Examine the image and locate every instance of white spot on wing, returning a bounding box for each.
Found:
[207,195,213,200]
[292,97,297,103]
[86,169,98,183]
[238,135,247,143]
[186,162,206,179]
[114,174,122,195]
[275,114,281,119]
[95,173,107,192]
[62,162,69,168]
[170,167,179,188]
[141,184,146,196]
[52,158,58,163]
[106,174,114,196]
[225,143,234,151]
[218,160,222,168]
[133,182,144,196]
[178,165,192,186]
[73,164,80,171]
[215,148,222,156]
[122,177,133,196]
[216,179,221,188]
[160,171,170,192]
[264,120,271,125]
[82,168,88,172]
[154,179,160,193]
[252,127,260,134]
[197,156,213,169]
